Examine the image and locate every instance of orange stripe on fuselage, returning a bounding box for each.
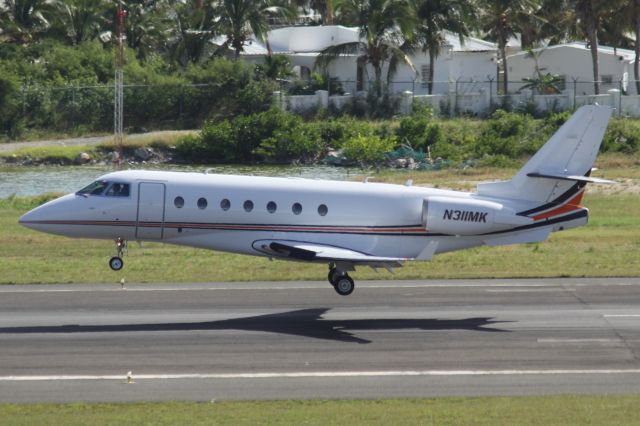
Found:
[532,190,585,221]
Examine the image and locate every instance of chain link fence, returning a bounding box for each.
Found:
[10,78,640,138]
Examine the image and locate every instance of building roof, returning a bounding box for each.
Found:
[508,42,635,62]
[234,26,497,56]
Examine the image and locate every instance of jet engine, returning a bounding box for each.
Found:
[422,196,532,235]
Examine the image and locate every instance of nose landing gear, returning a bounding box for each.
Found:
[109,238,126,271]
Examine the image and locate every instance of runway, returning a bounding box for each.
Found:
[1,278,640,403]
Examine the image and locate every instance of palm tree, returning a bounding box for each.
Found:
[123,1,172,60]
[48,0,110,45]
[571,0,624,94]
[411,0,475,94]
[165,0,219,67]
[479,0,539,94]
[634,0,640,94]
[316,0,416,95]
[0,0,52,44]
[214,0,295,60]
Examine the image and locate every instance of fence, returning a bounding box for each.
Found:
[277,79,640,118]
[12,83,270,135]
[8,79,640,139]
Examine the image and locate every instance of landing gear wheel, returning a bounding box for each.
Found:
[334,275,354,296]
[328,269,340,286]
[109,256,124,271]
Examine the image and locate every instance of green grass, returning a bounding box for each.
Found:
[1,396,640,425]
[1,191,639,284]
[0,145,99,163]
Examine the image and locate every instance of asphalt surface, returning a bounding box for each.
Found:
[1,278,640,403]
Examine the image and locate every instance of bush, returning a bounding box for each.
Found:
[177,109,325,164]
[475,110,533,157]
[342,134,396,165]
[308,117,377,149]
[602,119,640,154]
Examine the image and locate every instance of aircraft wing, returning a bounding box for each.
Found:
[252,239,409,267]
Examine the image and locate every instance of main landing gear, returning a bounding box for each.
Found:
[109,238,126,271]
[328,265,355,296]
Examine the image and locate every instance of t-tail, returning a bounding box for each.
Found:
[477,104,613,235]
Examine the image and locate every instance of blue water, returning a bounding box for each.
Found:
[0,164,361,198]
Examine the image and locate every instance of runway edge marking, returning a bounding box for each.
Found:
[3,369,640,382]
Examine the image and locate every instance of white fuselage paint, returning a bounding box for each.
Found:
[18,170,585,263]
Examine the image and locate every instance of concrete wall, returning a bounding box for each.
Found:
[275,88,640,117]
[508,46,636,95]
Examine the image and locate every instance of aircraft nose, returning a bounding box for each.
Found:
[18,194,75,234]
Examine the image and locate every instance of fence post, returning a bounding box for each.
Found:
[619,80,623,116]
[489,77,493,109]
[21,85,26,115]
[71,84,76,129]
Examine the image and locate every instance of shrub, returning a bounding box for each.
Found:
[475,110,532,157]
[342,134,396,165]
[602,119,640,154]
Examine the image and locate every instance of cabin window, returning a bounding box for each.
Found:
[77,180,109,196]
[318,204,328,216]
[197,197,208,209]
[174,196,184,208]
[105,183,130,197]
[244,200,254,212]
[220,199,231,211]
[267,201,277,213]
[292,202,302,215]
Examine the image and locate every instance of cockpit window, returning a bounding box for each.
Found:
[105,183,130,197]
[77,180,110,195]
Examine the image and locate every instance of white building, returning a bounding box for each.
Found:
[239,26,498,95]
[507,43,638,95]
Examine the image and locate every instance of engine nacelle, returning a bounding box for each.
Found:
[423,196,532,236]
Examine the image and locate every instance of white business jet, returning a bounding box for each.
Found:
[19,105,613,296]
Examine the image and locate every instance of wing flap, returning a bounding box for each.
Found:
[253,239,407,266]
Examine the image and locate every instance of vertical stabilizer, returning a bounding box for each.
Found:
[477,105,612,203]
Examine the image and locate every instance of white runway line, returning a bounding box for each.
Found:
[3,369,640,382]
[537,338,620,343]
[604,314,640,318]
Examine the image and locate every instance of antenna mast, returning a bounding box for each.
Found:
[114,1,126,168]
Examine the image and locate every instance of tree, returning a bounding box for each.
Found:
[479,0,539,94]
[412,0,475,94]
[214,0,295,60]
[122,0,172,60]
[165,0,219,67]
[0,0,52,44]
[571,0,622,94]
[48,0,110,45]
[317,0,416,94]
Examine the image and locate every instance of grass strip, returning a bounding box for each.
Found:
[2,396,640,426]
[1,192,639,284]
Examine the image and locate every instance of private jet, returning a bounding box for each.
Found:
[19,105,613,296]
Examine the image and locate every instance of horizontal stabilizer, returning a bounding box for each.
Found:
[527,172,614,184]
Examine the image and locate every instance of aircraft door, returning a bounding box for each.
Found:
[136,182,166,240]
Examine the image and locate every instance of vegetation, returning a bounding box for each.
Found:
[2,395,640,425]
[171,108,640,165]
[1,0,637,141]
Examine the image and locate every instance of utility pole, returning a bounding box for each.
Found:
[114,1,126,168]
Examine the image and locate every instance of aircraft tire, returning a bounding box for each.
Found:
[109,256,124,271]
[334,275,354,296]
[328,269,339,285]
